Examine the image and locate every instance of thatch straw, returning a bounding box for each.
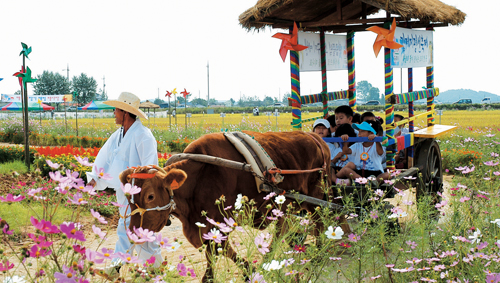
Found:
[239,0,466,31]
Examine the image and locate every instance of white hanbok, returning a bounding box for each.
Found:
[88,120,162,266]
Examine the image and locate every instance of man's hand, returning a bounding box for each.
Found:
[88,179,96,187]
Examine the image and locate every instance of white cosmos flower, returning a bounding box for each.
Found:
[167,242,181,252]
[235,194,243,210]
[262,259,286,271]
[325,226,344,240]
[195,222,206,228]
[469,229,482,244]
[388,211,408,218]
[3,276,26,283]
[490,219,500,228]
[275,195,286,204]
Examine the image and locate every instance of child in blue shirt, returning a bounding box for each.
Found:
[337,120,390,183]
[331,124,357,173]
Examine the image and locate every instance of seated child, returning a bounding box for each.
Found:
[352,112,361,124]
[312,119,331,138]
[326,115,337,137]
[337,120,390,183]
[394,114,409,137]
[331,124,357,174]
[334,105,356,137]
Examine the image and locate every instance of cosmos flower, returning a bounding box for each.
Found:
[325,226,344,240]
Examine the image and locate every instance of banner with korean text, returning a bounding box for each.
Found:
[391,27,433,68]
[1,94,72,103]
[297,32,348,72]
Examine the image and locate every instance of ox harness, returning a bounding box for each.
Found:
[120,165,176,229]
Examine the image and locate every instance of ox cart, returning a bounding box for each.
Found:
[238,0,464,208]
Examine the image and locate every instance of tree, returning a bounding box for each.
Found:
[356,80,373,100]
[95,88,108,101]
[33,71,71,96]
[208,98,217,106]
[176,96,186,104]
[367,87,381,101]
[263,96,274,106]
[14,90,21,95]
[153,98,165,105]
[282,92,291,104]
[229,98,235,107]
[72,73,97,105]
[191,98,207,107]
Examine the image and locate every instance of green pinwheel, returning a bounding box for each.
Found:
[19,42,32,59]
[14,66,37,87]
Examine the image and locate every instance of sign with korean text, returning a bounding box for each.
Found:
[297,32,347,72]
[391,27,433,68]
[1,94,72,103]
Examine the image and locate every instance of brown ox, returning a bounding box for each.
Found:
[119,131,339,281]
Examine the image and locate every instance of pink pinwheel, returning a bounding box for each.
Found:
[202,228,227,244]
[68,192,88,205]
[120,183,141,196]
[0,260,14,272]
[155,233,171,249]
[76,156,94,167]
[60,222,86,242]
[115,252,142,264]
[29,245,52,258]
[90,209,108,224]
[46,159,60,169]
[31,217,60,234]
[95,166,113,180]
[0,193,25,203]
[85,249,104,264]
[92,225,107,240]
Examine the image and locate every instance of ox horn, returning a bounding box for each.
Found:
[152,164,167,175]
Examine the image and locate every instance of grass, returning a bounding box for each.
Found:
[0,160,28,175]
[0,202,88,235]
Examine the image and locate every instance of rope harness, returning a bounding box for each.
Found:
[120,165,176,229]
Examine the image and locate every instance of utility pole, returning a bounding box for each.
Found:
[102,76,106,99]
[63,64,70,131]
[207,61,210,108]
[158,88,159,100]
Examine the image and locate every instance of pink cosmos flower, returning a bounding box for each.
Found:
[76,156,94,167]
[155,233,171,249]
[0,193,25,203]
[46,159,60,169]
[0,260,14,272]
[28,234,52,249]
[60,222,86,242]
[486,134,496,138]
[92,225,107,240]
[223,217,244,232]
[133,227,156,243]
[272,209,284,218]
[477,194,490,200]
[206,217,232,233]
[355,177,368,184]
[374,189,384,197]
[370,210,378,219]
[348,233,360,242]
[111,201,126,207]
[85,249,104,264]
[420,278,437,282]
[460,196,470,203]
[68,192,88,205]
[29,245,52,258]
[120,183,141,196]
[90,209,108,224]
[65,169,81,182]
[202,228,227,243]
[31,217,60,234]
[96,247,115,261]
[49,171,68,183]
[73,244,86,255]
[406,241,417,249]
[95,166,113,180]
[54,265,78,283]
[384,180,395,185]
[115,252,141,264]
[484,161,499,166]
[254,233,270,255]
[370,275,381,280]
[264,192,276,200]
[81,185,97,195]
[486,274,500,283]
[55,180,73,194]
[330,257,342,261]
[249,272,266,283]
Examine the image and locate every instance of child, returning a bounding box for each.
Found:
[394,114,409,137]
[334,105,358,139]
[331,124,357,173]
[337,120,390,183]
[312,119,331,138]
[326,115,337,137]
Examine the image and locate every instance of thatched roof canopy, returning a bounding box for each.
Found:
[139,100,160,109]
[239,0,466,32]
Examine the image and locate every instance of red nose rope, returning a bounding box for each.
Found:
[264,132,328,182]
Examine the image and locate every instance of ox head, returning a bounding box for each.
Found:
[119,166,187,232]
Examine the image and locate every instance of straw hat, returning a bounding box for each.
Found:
[103,92,148,120]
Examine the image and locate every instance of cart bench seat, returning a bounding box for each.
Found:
[413,124,456,138]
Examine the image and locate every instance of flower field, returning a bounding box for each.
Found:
[0,109,500,282]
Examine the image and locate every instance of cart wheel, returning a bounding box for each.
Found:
[415,139,443,208]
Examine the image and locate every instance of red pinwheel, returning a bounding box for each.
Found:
[165,90,172,98]
[366,18,403,58]
[181,88,190,99]
[12,66,26,87]
[272,22,308,62]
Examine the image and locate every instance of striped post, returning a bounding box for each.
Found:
[407,67,414,168]
[384,47,395,171]
[347,31,356,112]
[320,29,328,118]
[426,26,435,127]
[290,25,302,130]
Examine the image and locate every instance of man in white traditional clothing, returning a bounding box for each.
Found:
[87,92,162,276]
